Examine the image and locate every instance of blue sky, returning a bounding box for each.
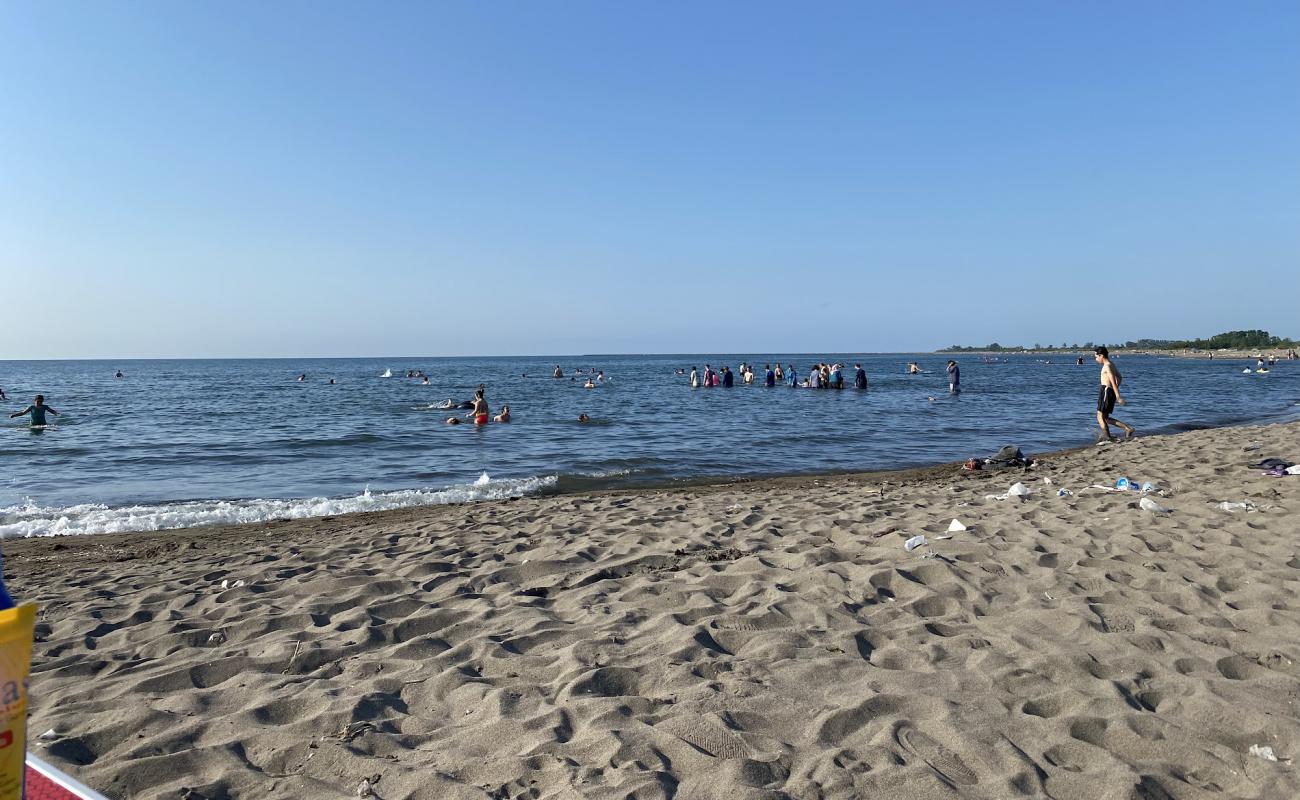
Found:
[3,1,1297,358]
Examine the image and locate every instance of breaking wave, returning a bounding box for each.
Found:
[0,473,557,538]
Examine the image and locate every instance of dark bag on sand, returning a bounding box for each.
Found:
[986,445,1031,469]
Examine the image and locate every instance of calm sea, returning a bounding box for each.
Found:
[2,354,1296,537]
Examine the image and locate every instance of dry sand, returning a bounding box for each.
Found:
[9,421,1300,799]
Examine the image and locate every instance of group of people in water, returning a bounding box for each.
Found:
[687,362,872,390]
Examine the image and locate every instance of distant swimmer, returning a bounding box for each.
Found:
[765,364,776,387]
[554,365,563,378]
[1094,346,1135,441]
[774,363,784,382]
[114,370,123,379]
[328,378,336,385]
[11,395,58,427]
[422,376,430,385]
[584,377,596,389]
[0,387,6,401]
[853,364,867,390]
[946,360,960,395]
[297,374,306,382]
[578,413,590,423]
[1077,356,1085,365]
[446,416,462,425]
[596,371,605,383]
[722,366,734,387]
[472,388,490,425]
[690,366,700,388]
[908,362,920,375]
[786,365,798,386]
[494,405,511,423]
[434,398,456,410]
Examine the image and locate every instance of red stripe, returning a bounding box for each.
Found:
[26,765,83,800]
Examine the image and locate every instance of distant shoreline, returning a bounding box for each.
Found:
[936,348,1298,361]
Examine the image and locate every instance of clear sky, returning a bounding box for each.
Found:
[3,1,1297,358]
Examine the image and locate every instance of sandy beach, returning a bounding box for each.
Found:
[9,420,1300,799]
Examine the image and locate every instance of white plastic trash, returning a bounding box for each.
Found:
[1288,465,1300,475]
[1249,744,1278,762]
[1216,501,1256,513]
[904,534,928,552]
[947,519,967,533]
[1139,497,1170,514]
[1008,482,1032,497]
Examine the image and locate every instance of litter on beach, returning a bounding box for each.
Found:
[1249,744,1278,762]
[1216,501,1257,513]
[904,534,928,552]
[986,482,1033,501]
[947,519,967,532]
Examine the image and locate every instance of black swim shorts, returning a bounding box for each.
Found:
[1097,385,1116,415]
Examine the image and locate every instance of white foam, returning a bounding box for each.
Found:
[0,473,557,538]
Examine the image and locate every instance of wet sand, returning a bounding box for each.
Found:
[9,420,1300,799]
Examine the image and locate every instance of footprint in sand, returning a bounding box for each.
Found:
[896,723,979,786]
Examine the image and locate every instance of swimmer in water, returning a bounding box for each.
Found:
[578,413,590,423]
[471,388,490,425]
[554,365,563,378]
[446,416,462,425]
[494,405,511,423]
[297,374,306,382]
[11,394,58,426]
[328,378,336,385]
[422,376,430,385]
[584,377,596,389]
[908,362,920,375]
[114,370,123,379]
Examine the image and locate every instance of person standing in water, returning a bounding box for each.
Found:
[689,366,699,388]
[471,388,490,425]
[554,365,563,378]
[853,364,867,390]
[11,394,58,426]
[946,360,960,394]
[1094,347,1135,441]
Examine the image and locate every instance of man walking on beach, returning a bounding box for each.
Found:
[1094,347,1135,441]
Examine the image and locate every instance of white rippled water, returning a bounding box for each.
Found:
[0,473,556,538]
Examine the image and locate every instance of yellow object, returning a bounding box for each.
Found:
[0,604,36,800]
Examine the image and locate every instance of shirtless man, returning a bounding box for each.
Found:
[1094,347,1134,441]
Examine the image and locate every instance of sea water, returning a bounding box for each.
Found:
[1,354,1296,537]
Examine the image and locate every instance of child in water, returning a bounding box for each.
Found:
[11,394,58,426]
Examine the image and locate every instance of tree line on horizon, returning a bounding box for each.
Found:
[938,330,1298,353]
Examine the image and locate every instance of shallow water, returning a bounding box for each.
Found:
[2,354,1296,536]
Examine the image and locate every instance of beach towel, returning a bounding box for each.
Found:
[25,754,110,800]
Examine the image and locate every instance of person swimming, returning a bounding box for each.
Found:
[578,413,590,423]
[584,377,596,388]
[494,405,511,423]
[114,370,124,379]
[554,365,563,378]
[908,362,920,374]
[11,394,58,427]
[297,374,306,381]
